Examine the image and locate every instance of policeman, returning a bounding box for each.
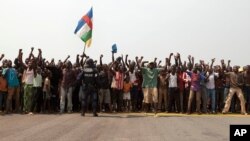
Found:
[80,58,99,117]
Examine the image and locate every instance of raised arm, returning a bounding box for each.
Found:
[0,54,4,62]
[100,54,103,66]
[210,58,215,69]
[63,55,70,64]
[75,54,80,67]
[227,60,231,70]
[125,54,129,68]
[112,52,115,63]
[168,53,173,66]
[177,53,182,67]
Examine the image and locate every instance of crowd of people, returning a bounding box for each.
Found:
[0,48,249,117]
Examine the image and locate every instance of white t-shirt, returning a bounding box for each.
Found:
[33,74,43,87]
[168,73,177,88]
[24,69,34,85]
[129,71,136,84]
[206,72,219,89]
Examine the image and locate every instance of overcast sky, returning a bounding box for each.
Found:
[0,0,250,66]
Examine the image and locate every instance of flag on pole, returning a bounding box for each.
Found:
[74,7,93,47]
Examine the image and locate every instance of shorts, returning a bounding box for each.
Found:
[99,89,111,104]
[143,87,158,103]
[123,92,131,100]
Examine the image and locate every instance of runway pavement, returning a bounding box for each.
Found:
[0,113,249,141]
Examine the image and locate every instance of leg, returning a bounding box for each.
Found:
[196,90,201,113]
[223,88,235,113]
[60,87,66,113]
[187,90,194,114]
[67,87,73,112]
[236,88,246,114]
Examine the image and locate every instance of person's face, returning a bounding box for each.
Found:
[233,67,238,73]
[149,63,154,69]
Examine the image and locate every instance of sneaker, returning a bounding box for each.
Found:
[241,112,248,115]
[28,112,34,115]
[81,112,85,116]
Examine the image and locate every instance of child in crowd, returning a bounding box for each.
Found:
[123,76,132,112]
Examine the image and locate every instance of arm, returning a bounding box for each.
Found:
[0,54,4,62]
[112,52,115,63]
[158,60,162,67]
[75,54,80,67]
[63,55,70,64]
[125,54,129,68]
[168,53,173,66]
[100,54,103,66]
[210,58,215,69]
[227,60,231,70]
[177,53,182,67]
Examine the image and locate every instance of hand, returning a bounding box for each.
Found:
[1,54,4,58]
[154,57,157,61]
[188,55,191,60]
[170,53,173,56]
[31,47,34,51]
[135,56,138,61]
[176,52,180,58]
[191,57,194,61]
[100,54,103,58]
[77,54,79,57]
[140,56,144,60]
[228,60,231,63]
[126,54,128,58]
[67,55,70,58]
[38,48,42,53]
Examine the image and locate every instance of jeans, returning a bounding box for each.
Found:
[207,89,216,112]
[243,86,250,112]
[60,87,73,112]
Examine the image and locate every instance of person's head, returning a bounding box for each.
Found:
[233,66,239,73]
[125,76,130,83]
[116,57,122,64]
[148,62,155,69]
[160,69,166,76]
[171,65,176,74]
[86,58,94,68]
[102,64,109,72]
[27,61,32,69]
[36,67,41,74]
[65,60,72,69]
[7,60,12,68]
[129,61,135,71]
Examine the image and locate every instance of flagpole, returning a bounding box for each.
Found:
[83,43,86,55]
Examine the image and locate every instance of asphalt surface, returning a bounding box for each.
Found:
[0,113,249,141]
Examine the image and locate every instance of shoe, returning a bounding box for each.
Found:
[222,111,226,114]
[154,114,158,118]
[81,112,85,116]
[241,112,248,115]
[93,113,98,117]
[28,112,34,115]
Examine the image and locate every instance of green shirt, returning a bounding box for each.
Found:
[141,67,161,88]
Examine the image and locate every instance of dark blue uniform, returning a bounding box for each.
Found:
[80,67,99,116]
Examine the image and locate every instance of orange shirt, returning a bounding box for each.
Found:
[123,82,132,93]
[0,76,8,92]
